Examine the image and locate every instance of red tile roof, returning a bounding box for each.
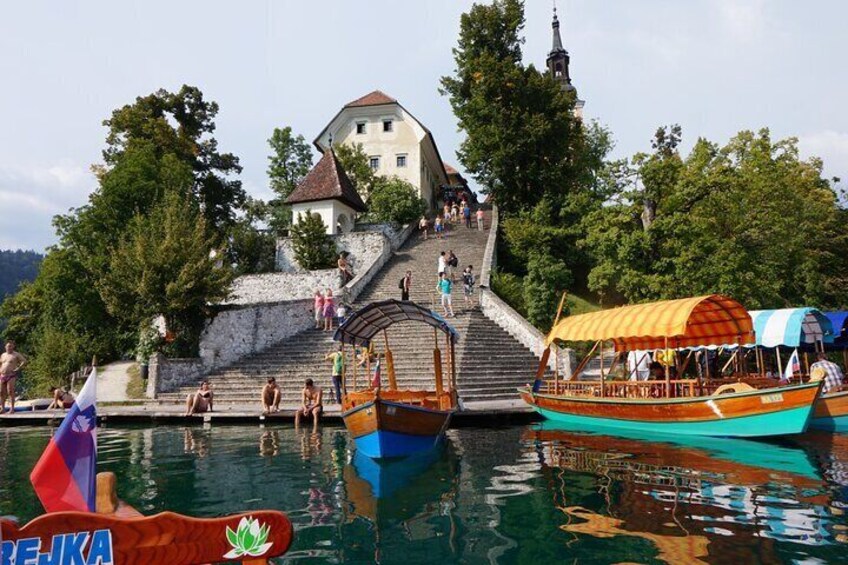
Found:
[285,150,368,213]
[345,90,397,108]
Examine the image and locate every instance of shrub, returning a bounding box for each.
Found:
[523,252,572,332]
[290,211,337,270]
[366,177,427,225]
[491,270,527,318]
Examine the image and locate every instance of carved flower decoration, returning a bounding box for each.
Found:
[224,516,273,559]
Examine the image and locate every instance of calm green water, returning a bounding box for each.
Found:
[2,423,848,564]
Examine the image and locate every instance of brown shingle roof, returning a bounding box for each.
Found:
[285,150,368,213]
[443,163,459,175]
[345,90,397,108]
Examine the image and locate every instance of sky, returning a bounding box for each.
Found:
[1,0,846,251]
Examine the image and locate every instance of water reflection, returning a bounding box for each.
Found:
[4,424,848,563]
[525,422,842,562]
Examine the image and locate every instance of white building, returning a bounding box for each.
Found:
[314,90,449,211]
[285,149,367,235]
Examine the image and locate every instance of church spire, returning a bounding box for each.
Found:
[550,4,566,55]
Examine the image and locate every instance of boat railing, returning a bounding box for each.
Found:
[541,379,700,399]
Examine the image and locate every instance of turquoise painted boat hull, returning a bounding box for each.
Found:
[533,404,813,438]
[809,414,848,432]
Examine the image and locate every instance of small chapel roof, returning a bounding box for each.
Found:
[286,150,368,213]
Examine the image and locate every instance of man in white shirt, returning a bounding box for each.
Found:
[437,251,447,277]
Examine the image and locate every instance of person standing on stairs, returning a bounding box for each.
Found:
[437,272,455,318]
[324,345,345,403]
[313,289,324,329]
[476,208,485,231]
[462,265,476,307]
[438,251,447,279]
[322,289,335,332]
[463,203,472,228]
[400,270,412,301]
[419,216,429,240]
[447,250,459,282]
[434,215,444,239]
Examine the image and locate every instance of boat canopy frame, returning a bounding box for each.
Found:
[545,294,755,351]
[334,299,458,348]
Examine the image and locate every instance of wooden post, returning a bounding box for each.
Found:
[433,328,443,394]
[352,346,358,391]
[804,352,810,376]
[341,344,347,396]
[776,348,783,380]
[599,340,605,398]
[664,337,670,398]
[384,330,397,390]
[450,339,457,391]
[843,349,848,374]
[571,341,601,383]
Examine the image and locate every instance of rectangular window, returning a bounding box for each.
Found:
[396,154,407,168]
[369,156,380,170]
[382,119,393,132]
[356,122,366,135]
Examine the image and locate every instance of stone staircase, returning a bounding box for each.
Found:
[157,215,545,406]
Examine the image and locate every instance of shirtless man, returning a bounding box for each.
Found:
[0,340,27,413]
[295,378,323,429]
[262,377,281,413]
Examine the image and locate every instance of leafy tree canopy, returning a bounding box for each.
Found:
[290,212,337,271]
[584,127,848,309]
[366,177,427,225]
[333,143,377,197]
[266,126,313,233]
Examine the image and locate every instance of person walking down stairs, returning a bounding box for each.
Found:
[437,272,455,318]
[400,270,412,301]
[476,208,485,231]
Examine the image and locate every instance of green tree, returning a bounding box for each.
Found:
[440,0,582,214]
[334,143,376,197]
[227,197,277,275]
[523,252,572,331]
[584,127,848,309]
[99,191,233,357]
[290,211,337,271]
[100,85,245,234]
[366,177,427,225]
[266,126,313,233]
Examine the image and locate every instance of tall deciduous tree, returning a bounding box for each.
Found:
[440,0,581,214]
[100,191,233,357]
[333,143,377,197]
[290,212,337,271]
[584,128,848,309]
[267,127,313,233]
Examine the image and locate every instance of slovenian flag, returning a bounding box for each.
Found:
[30,369,97,513]
[783,349,801,382]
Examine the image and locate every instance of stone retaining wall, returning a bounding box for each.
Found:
[478,206,572,376]
[148,222,416,397]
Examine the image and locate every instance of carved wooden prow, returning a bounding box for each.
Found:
[96,471,143,518]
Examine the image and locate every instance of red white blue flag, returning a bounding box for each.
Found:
[29,370,97,513]
[783,349,801,382]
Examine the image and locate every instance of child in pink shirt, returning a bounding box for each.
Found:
[313,290,324,329]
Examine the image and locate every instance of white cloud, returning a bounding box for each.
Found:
[798,130,848,183]
[716,0,768,41]
[0,161,94,251]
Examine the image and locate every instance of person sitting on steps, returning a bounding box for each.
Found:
[262,377,281,414]
[295,378,323,429]
[185,381,213,416]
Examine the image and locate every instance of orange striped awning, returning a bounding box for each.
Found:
[545,295,755,351]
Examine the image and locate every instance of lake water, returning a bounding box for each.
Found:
[2,423,848,564]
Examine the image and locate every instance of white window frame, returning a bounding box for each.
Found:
[356,121,367,135]
[369,156,380,170]
[382,119,393,133]
[396,154,407,168]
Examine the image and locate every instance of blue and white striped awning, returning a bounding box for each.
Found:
[749,308,834,348]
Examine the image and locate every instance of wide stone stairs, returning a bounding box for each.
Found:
[157,216,545,406]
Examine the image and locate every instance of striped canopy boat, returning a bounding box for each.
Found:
[519,295,822,438]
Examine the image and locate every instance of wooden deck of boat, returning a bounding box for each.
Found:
[0,399,536,426]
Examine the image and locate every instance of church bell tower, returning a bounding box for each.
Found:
[546,5,584,118]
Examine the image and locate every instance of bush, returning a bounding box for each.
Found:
[366,177,427,225]
[290,211,337,270]
[491,270,527,318]
[523,252,572,332]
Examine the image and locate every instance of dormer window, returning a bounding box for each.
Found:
[356,122,366,134]
[382,119,393,132]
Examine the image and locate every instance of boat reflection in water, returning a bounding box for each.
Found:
[526,422,840,563]
[342,441,460,562]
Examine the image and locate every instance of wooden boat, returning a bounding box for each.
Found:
[519,295,822,438]
[1,472,294,565]
[335,300,459,459]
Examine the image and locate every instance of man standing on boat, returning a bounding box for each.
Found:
[811,352,845,394]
